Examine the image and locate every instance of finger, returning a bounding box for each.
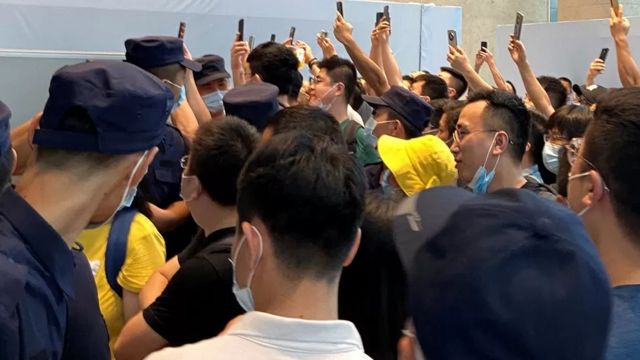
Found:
[620,4,624,18]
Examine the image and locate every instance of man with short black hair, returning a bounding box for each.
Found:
[410,73,449,101]
[0,60,171,359]
[147,131,369,359]
[262,105,345,146]
[439,67,468,99]
[567,87,640,359]
[451,90,554,199]
[246,42,300,107]
[116,117,260,360]
[309,55,379,165]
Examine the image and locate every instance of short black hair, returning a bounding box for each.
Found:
[189,116,260,206]
[440,67,468,99]
[545,104,592,139]
[289,71,303,102]
[237,131,366,280]
[427,98,451,129]
[538,76,568,110]
[247,42,299,96]
[467,90,530,161]
[442,100,465,137]
[351,81,365,111]
[528,110,556,185]
[413,74,448,100]
[318,56,358,104]
[0,149,14,192]
[265,105,345,146]
[583,88,640,239]
[559,77,573,88]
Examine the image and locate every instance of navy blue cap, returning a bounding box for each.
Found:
[394,187,611,360]
[33,60,174,155]
[363,86,433,133]
[125,36,202,72]
[0,101,11,155]
[194,54,230,86]
[223,83,280,131]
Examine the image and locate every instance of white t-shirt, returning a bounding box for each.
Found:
[145,311,372,360]
[347,105,365,127]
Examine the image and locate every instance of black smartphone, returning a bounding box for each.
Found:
[448,30,458,48]
[248,36,255,50]
[514,12,524,40]
[270,34,276,42]
[320,30,329,38]
[599,48,610,62]
[383,5,390,22]
[611,0,620,16]
[376,12,384,26]
[337,1,344,17]
[481,41,488,52]
[289,26,296,42]
[178,22,186,39]
[238,19,244,41]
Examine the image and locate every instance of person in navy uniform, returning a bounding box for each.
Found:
[0,60,173,359]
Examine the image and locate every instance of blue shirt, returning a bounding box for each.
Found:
[607,285,640,360]
[0,188,109,359]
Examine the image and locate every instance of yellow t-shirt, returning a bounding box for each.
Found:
[77,213,166,354]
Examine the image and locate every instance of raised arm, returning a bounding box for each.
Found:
[447,45,493,93]
[378,19,404,88]
[585,58,606,87]
[333,12,390,96]
[182,45,211,124]
[610,5,640,87]
[508,35,555,117]
[230,34,250,88]
[482,50,511,92]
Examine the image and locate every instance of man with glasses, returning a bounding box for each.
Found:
[566,87,640,359]
[115,117,259,360]
[451,90,555,199]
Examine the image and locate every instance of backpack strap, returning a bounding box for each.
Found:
[344,120,361,155]
[105,207,138,298]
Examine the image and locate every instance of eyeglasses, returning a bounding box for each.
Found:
[453,129,497,143]
[543,133,568,144]
[565,137,610,192]
[180,155,189,170]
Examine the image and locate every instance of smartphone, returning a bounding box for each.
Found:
[320,30,329,38]
[337,1,344,17]
[448,30,458,48]
[514,12,524,40]
[238,19,244,41]
[177,22,186,39]
[481,41,488,52]
[270,34,276,42]
[383,5,390,22]
[248,36,255,50]
[376,12,384,26]
[289,26,296,42]
[611,0,620,16]
[599,48,610,62]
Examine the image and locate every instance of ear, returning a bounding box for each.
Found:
[586,170,605,207]
[10,148,17,175]
[525,141,532,153]
[420,95,431,103]
[250,73,263,83]
[492,132,510,155]
[241,221,264,263]
[342,228,361,267]
[447,87,457,98]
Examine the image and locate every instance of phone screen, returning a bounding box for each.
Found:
[600,48,610,62]
[481,41,488,52]
[238,19,244,41]
[376,12,383,26]
[337,1,344,17]
[514,12,524,40]
[289,27,296,42]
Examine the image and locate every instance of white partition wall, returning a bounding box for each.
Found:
[495,17,640,95]
[0,0,461,125]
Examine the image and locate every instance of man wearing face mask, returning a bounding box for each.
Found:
[125,36,202,258]
[115,117,258,360]
[567,88,640,359]
[0,61,171,360]
[309,55,380,166]
[195,54,231,120]
[451,90,555,200]
[147,131,370,359]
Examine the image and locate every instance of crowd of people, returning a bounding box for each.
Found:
[0,3,639,360]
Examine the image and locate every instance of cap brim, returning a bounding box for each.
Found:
[180,59,203,72]
[362,94,388,107]
[393,186,475,275]
[195,72,231,86]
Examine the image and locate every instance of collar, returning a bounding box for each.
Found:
[0,188,75,298]
[227,311,365,353]
[205,227,236,244]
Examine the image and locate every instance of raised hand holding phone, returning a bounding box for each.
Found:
[178,22,186,39]
[514,12,524,40]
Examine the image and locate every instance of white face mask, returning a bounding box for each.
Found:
[229,225,263,312]
[116,151,148,212]
[542,142,562,175]
[311,84,338,112]
[202,90,227,113]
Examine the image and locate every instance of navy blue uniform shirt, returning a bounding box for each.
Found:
[0,188,109,359]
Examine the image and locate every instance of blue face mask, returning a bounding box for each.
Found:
[202,90,226,113]
[163,79,186,113]
[364,117,378,146]
[542,142,562,175]
[467,134,500,194]
[115,151,148,214]
[380,169,392,194]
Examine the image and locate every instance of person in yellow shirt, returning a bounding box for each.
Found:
[77,193,166,354]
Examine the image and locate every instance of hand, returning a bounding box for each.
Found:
[183,44,193,61]
[587,58,606,79]
[333,11,354,45]
[610,5,630,41]
[295,40,315,64]
[376,20,391,43]
[317,35,337,59]
[508,35,527,66]
[447,45,472,73]
[482,49,495,66]
[230,33,250,70]
[474,50,485,71]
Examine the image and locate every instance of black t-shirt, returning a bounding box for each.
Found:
[143,227,243,346]
[521,176,558,202]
